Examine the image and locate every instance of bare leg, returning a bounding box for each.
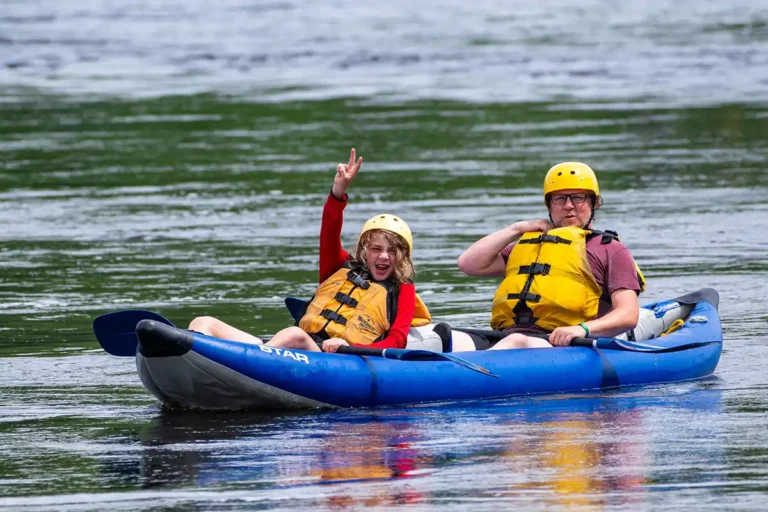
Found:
[450,331,477,352]
[489,333,552,350]
[266,326,322,352]
[188,316,264,344]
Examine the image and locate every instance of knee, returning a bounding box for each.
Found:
[282,326,306,341]
[493,333,529,350]
[507,334,530,349]
[188,316,216,332]
[268,326,312,348]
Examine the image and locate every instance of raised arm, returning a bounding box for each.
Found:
[331,148,362,200]
[457,219,552,277]
[318,149,363,282]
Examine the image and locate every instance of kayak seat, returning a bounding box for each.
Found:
[285,297,310,324]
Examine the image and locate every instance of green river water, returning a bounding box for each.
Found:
[1,1,768,510]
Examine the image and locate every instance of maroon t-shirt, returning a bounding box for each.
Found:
[499,234,641,332]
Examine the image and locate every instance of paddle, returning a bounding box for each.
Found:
[456,327,718,354]
[335,345,498,378]
[568,336,719,354]
[93,309,174,356]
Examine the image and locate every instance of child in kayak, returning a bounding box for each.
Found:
[188,148,433,353]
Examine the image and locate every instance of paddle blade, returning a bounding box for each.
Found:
[93,310,174,356]
[337,347,498,378]
[397,350,499,378]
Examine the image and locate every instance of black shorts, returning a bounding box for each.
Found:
[465,332,491,351]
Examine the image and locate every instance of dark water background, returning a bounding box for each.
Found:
[1,1,768,510]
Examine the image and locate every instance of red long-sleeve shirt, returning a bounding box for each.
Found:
[318,192,415,349]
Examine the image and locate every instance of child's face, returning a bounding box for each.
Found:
[365,232,398,281]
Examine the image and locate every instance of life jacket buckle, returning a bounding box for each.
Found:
[519,234,571,245]
[507,292,542,302]
[540,234,571,245]
[517,263,551,276]
[334,292,359,308]
[347,272,370,289]
[320,309,347,325]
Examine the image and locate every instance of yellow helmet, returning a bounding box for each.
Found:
[359,214,413,253]
[543,162,599,200]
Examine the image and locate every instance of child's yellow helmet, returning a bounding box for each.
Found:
[359,214,413,253]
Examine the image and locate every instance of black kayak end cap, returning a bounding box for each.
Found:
[136,319,193,358]
[672,287,720,310]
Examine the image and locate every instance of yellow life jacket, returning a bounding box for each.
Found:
[298,266,431,345]
[490,226,645,331]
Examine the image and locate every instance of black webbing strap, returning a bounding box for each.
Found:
[589,229,620,245]
[513,314,537,326]
[308,332,327,344]
[507,292,542,302]
[511,298,538,326]
[519,234,572,245]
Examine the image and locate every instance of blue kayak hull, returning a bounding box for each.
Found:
[135,293,723,410]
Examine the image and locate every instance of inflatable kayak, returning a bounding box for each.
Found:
[93,289,722,411]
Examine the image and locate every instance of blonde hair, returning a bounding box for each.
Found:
[354,229,415,284]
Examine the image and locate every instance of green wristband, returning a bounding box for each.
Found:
[579,322,590,337]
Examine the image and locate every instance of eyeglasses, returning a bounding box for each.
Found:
[550,193,589,206]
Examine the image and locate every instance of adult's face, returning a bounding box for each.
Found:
[547,188,594,229]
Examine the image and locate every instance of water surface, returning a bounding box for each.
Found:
[1,1,768,510]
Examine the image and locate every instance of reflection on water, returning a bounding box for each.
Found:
[0,389,708,510]
[133,409,429,505]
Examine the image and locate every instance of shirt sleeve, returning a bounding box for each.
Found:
[500,243,515,264]
[351,282,416,349]
[318,191,351,283]
[606,245,642,295]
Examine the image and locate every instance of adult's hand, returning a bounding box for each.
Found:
[457,218,552,277]
[513,219,553,233]
[548,325,587,346]
[322,337,350,353]
[331,148,362,199]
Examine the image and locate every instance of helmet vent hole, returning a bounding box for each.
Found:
[557,172,562,176]
[570,170,576,174]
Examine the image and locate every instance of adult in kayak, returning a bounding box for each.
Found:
[456,162,645,349]
[188,149,437,353]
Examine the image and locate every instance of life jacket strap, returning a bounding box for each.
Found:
[519,234,572,245]
[517,263,551,276]
[334,292,359,308]
[346,271,370,289]
[308,332,327,344]
[510,294,539,326]
[320,309,347,325]
[513,315,537,326]
[589,229,620,245]
[507,292,542,302]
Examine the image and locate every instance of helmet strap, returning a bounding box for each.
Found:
[547,207,596,229]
